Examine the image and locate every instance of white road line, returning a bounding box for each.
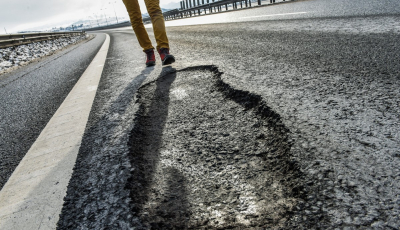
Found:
[240,11,308,19]
[0,34,110,230]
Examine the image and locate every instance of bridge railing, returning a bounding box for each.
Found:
[160,0,293,21]
[0,31,85,49]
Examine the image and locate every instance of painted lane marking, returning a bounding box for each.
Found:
[240,11,308,19]
[87,85,98,92]
[0,34,110,230]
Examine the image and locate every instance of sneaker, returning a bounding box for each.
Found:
[158,48,175,65]
[145,49,155,67]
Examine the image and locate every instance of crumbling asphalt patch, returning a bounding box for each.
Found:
[127,66,305,229]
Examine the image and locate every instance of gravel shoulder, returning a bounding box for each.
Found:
[0,34,92,76]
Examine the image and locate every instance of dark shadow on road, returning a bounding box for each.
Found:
[150,168,189,229]
[127,67,189,228]
[114,67,154,116]
[57,67,154,229]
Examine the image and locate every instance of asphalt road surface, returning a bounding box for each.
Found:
[0,35,105,189]
[163,0,400,27]
[1,0,400,229]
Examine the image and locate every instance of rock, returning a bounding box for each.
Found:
[0,35,87,73]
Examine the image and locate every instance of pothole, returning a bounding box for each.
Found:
[127,66,304,229]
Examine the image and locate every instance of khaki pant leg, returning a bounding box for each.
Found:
[144,0,169,50]
[122,0,154,51]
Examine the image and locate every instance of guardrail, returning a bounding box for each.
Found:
[84,21,131,31]
[73,0,293,29]
[0,31,85,49]
[158,0,293,21]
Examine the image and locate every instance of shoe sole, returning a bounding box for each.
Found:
[162,55,175,65]
[146,61,155,67]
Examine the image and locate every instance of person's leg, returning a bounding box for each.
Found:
[143,0,169,50]
[122,0,154,51]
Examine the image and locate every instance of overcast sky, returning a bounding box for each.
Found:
[0,0,181,34]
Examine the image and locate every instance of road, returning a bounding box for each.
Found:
[0,36,105,189]
[1,0,400,229]
[162,0,400,27]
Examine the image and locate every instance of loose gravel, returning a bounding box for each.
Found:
[57,65,305,229]
[127,66,304,229]
[0,34,89,74]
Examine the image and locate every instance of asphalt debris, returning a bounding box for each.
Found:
[57,65,305,229]
[126,66,304,229]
